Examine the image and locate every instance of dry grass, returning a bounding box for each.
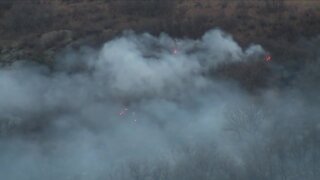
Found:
[0,0,319,91]
[0,0,319,61]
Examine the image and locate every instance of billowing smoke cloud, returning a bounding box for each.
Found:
[0,29,319,180]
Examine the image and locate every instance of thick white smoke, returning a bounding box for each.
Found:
[0,29,319,180]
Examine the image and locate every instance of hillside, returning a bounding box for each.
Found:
[0,0,320,91]
[1,1,320,179]
[0,0,319,63]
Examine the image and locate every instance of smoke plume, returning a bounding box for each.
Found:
[0,29,319,180]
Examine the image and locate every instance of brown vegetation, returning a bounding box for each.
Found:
[0,0,319,90]
[0,0,319,49]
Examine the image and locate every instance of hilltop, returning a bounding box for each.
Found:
[0,0,319,91]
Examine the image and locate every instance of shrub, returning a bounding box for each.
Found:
[110,0,174,18]
[3,3,55,34]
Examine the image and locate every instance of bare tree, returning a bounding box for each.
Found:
[264,0,285,12]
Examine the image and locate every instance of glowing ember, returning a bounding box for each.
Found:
[172,48,178,54]
[119,108,138,122]
[119,108,128,116]
[264,55,272,62]
[172,40,178,55]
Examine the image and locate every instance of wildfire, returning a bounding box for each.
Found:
[264,54,272,62]
[119,108,128,116]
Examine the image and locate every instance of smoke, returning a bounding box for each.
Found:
[0,29,319,180]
